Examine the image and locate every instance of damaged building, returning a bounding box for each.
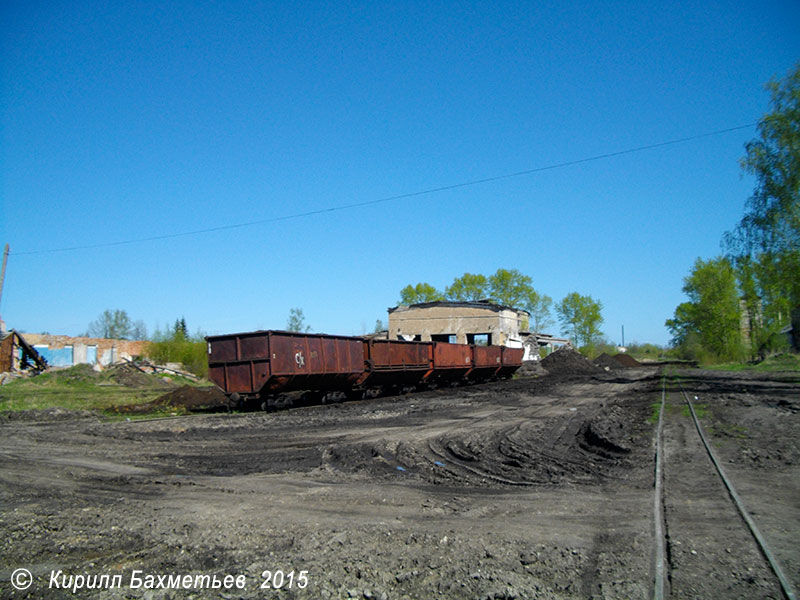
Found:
[0,330,48,374]
[388,300,528,347]
[387,300,569,361]
[521,331,570,360]
[1,329,148,373]
[21,334,148,368]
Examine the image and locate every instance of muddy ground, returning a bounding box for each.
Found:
[0,366,797,599]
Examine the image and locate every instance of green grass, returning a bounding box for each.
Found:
[104,406,191,421]
[706,353,800,372]
[648,402,662,424]
[707,423,748,439]
[682,403,709,419]
[0,364,171,415]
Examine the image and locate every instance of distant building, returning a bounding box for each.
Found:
[387,300,529,348]
[782,305,800,352]
[0,330,48,374]
[21,333,147,368]
[520,331,570,361]
[739,297,763,354]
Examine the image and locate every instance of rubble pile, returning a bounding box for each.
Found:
[104,362,173,388]
[516,360,547,377]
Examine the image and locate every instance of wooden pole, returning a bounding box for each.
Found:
[0,243,9,314]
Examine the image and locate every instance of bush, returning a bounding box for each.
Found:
[626,342,667,360]
[145,327,208,378]
[757,330,791,359]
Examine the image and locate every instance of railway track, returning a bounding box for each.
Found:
[652,372,796,599]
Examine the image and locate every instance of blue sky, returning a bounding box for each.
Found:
[1,1,798,345]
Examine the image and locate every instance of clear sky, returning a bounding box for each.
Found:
[1,1,799,345]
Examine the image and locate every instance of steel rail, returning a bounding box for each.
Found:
[678,381,796,600]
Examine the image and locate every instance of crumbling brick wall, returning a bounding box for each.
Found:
[0,333,14,372]
[22,334,148,367]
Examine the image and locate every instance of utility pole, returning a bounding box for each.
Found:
[0,244,8,331]
[0,243,9,310]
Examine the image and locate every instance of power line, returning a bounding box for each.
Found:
[11,122,756,256]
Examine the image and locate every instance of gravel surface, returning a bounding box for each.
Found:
[1,367,797,599]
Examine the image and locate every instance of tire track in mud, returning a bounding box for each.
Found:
[428,414,635,487]
[321,396,645,489]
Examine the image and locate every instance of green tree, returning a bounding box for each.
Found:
[723,63,800,333]
[445,273,489,301]
[374,319,385,333]
[286,308,310,332]
[734,257,768,357]
[524,289,554,332]
[665,257,743,362]
[664,301,696,348]
[556,292,604,352]
[87,309,133,339]
[173,317,188,340]
[399,282,444,305]
[488,268,532,307]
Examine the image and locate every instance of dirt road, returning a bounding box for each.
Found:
[1,368,797,599]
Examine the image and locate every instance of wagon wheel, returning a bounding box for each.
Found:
[345,389,364,402]
[228,393,241,412]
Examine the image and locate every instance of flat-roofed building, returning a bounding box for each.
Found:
[387,300,529,348]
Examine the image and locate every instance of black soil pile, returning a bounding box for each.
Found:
[541,347,604,375]
[594,353,643,370]
[114,385,228,414]
[594,353,621,370]
[613,353,641,367]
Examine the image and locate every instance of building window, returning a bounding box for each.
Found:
[467,333,491,346]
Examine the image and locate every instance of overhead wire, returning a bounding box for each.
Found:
[10,122,757,256]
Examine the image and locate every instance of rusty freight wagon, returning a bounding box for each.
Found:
[498,346,525,379]
[206,330,364,408]
[358,338,433,389]
[468,345,503,380]
[430,341,473,384]
[207,329,526,410]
